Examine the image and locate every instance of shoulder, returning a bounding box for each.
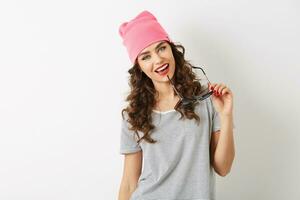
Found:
[120,110,133,131]
[121,109,129,120]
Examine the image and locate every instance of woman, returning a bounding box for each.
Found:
[118,10,235,200]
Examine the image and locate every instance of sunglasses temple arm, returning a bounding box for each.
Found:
[192,66,212,86]
[199,67,212,86]
[204,74,211,86]
[167,76,184,99]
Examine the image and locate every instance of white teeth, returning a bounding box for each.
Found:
[156,64,168,72]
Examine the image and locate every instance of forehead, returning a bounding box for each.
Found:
[139,40,167,54]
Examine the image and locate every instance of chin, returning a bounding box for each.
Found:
[151,76,168,83]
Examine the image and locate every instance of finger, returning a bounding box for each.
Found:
[212,83,221,91]
[213,84,225,95]
[220,88,230,95]
[217,84,226,92]
[218,85,228,95]
[208,83,217,90]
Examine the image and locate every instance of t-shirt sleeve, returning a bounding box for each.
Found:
[119,113,142,155]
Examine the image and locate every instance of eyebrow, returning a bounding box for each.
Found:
[138,41,166,58]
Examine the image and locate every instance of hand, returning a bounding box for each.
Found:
[208,83,234,116]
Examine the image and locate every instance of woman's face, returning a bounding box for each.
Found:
[136,40,176,83]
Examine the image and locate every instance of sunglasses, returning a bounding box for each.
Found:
[167,66,214,109]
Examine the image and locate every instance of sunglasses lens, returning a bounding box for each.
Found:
[170,67,213,109]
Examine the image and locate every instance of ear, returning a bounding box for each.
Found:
[134,57,140,66]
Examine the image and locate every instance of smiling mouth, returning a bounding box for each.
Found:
[155,64,169,76]
[155,64,169,73]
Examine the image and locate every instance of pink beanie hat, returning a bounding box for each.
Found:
[119,10,171,64]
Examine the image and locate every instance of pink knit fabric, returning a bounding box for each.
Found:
[119,10,171,64]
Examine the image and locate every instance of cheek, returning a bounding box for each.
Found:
[168,53,175,67]
[139,63,149,72]
[140,65,153,77]
[166,51,175,63]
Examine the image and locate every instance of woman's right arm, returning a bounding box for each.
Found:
[118,150,143,200]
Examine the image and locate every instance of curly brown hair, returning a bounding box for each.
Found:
[121,41,205,145]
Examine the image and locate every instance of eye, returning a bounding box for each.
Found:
[159,46,166,51]
[142,55,150,60]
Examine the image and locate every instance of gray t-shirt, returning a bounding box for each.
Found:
[120,97,221,200]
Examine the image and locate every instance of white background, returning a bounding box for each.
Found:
[0,0,299,199]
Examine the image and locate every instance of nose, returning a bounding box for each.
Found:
[153,53,163,65]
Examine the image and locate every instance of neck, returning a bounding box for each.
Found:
[153,81,176,101]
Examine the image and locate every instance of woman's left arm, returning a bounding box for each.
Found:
[209,83,235,177]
